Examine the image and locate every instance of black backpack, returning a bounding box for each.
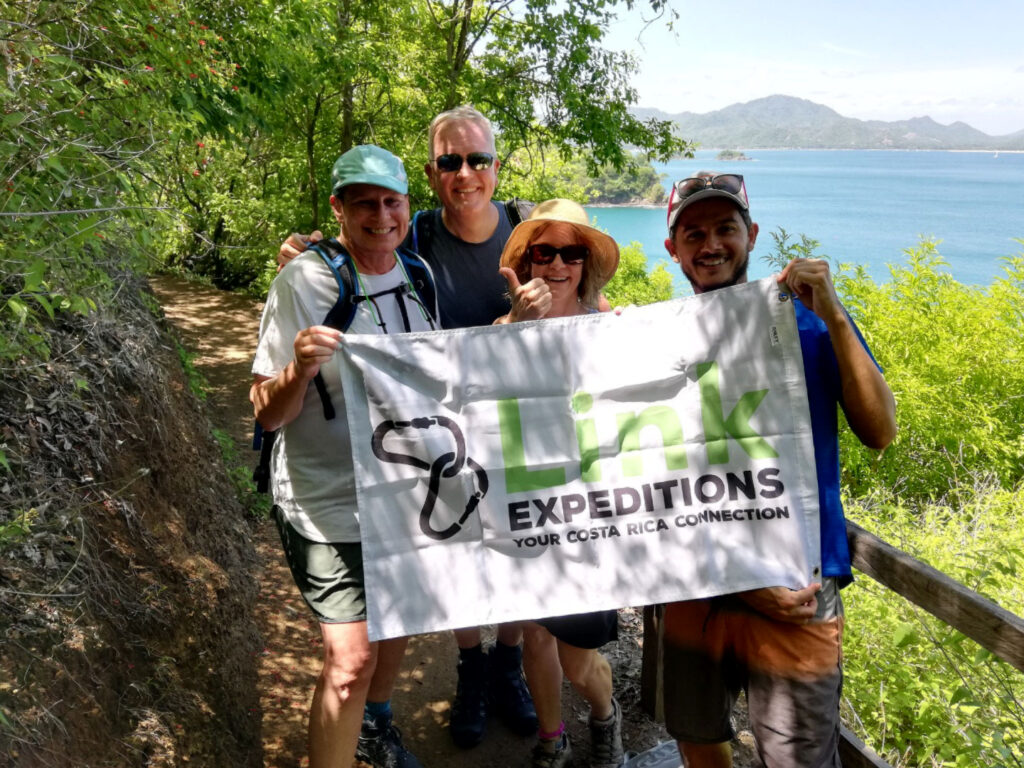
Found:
[253,239,438,493]
[409,198,534,254]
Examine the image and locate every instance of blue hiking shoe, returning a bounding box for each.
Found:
[489,642,538,737]
[450,647,488,748]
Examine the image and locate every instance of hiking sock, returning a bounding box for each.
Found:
[364,699,392,723]
[490,639,520,664]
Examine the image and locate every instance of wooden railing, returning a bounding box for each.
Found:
[640,520,1024,768]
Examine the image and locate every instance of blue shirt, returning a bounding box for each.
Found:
[794,299,879,584]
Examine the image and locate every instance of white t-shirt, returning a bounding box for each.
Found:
[252,250,438,542]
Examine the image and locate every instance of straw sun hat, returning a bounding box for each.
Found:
[499,199,620,297]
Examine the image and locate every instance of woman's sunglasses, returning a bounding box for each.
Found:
[527,243,589,265]
[434,152,495,173]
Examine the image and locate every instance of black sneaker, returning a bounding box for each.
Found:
[356,712,422,768]
[489,642,538,736]
[450,648,488,748]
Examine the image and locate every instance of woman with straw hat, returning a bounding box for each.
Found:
[494,199,624,768]
[494,198,618,325]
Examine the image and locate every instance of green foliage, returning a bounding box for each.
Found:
[535,153,667,203]
[154,0,691,289]
[762,227,827,271]
[174,342,207,401]
[603,243,675,306]
[1,0,240,357]
[0,507,38,550]
[4,0,688,321]
[840,244,1024,501]
[499,149,671,206]
[844,488,1024,767]
[765,231,1024,502]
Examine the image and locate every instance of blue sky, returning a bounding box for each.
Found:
[604,0,1024,136]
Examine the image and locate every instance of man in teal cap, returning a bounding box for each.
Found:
[276,110,541,750]
[251,144,437,768]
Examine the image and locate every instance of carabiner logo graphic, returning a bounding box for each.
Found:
[370,416,488,541]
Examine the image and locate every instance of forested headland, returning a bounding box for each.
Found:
[2,1,1022,766]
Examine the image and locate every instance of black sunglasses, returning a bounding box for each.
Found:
[527,243,589,265]
[672,174,747,204]
[434,152,495,173]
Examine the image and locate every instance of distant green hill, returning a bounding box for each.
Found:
[634,95,1024,151]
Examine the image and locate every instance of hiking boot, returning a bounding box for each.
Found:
[489,642,538,736]
[588,697,624,768]
[450,648,488,748]
[532,733,573,768]
[356,712,422,768]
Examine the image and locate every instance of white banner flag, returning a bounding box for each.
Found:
[337,278,821,641]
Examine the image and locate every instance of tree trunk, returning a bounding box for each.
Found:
[306,92,325,232]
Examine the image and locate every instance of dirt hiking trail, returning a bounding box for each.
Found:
[149,274,703,768]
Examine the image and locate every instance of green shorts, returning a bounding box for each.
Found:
[273,507,366,624]
[662,578,844,767]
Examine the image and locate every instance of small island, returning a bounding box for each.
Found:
[716,149,752,161]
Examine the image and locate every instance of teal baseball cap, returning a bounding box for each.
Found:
[330,144,409,197]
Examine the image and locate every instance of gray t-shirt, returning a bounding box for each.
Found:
[407,201,525,329]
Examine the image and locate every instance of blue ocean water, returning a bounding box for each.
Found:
[585,150,1024,293]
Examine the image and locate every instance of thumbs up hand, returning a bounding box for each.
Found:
[500,267,552,323]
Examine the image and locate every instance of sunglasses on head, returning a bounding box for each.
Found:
[434,152,495,173]
[672,174,747,203]
[527,243,589,265]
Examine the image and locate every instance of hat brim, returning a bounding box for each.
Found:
[332,173,409,196]
[667,188,748,231]
[500,218,619,288]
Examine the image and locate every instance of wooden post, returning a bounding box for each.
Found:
[847,520,1024,672]
[839,726,893,768]
[640,604,664,722]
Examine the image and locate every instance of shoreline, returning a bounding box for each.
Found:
[585,201,663,209]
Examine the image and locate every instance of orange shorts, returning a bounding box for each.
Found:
[662,580,844,767]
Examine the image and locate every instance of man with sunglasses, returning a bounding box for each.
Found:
[661,172,897,768]
[412,105,540,751]
[276,106,539,750]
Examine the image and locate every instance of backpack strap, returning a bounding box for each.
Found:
[252,237,356,492]
[252,422,275,493]
[309,238,360,335]
[305,238,363,421]
[396,246,438,324]
[503,198,535,227]
[410,208,435,257]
